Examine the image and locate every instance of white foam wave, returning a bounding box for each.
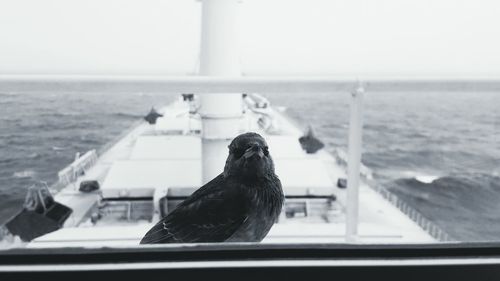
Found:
[27,152,39,159]
[0,233,27,249]
[401,171,439,184]
[415,175,439,184]
[12,170,36,178]
[52,146,67,151]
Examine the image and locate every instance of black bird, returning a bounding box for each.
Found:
[140,132,284,244]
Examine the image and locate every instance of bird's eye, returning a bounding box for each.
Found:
[263,146,269,156]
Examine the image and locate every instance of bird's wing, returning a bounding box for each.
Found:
[140,174,248,244]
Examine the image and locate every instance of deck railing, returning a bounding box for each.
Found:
[2,75,497,243]
[57,149,98,186]
[370,183,454,242]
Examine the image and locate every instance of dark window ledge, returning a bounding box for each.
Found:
[2,243,500,280]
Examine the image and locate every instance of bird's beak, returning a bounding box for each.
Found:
[244,146,264,159]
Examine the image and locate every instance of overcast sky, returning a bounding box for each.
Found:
[1,0,499,78]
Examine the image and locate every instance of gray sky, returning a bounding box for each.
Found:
[1,0,500,78]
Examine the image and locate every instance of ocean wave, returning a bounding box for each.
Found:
[399,171,440,184]
[0,158,14,164]
[388,173,500,241]
[112,112,143,119]
[0,100,14,105]
[12,170,36,179]
[394,173,500,189]
[52,146,67,151]
[415,175,439,184]
[0,226,26,249]
[38,112,81,118]
[0,92,19,97]
[27,152,40,159]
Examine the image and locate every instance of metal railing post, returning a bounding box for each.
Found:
[346,84,365,243]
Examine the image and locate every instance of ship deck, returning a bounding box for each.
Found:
[28,96,434,248]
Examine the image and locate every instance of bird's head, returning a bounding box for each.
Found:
[223,132,275,181]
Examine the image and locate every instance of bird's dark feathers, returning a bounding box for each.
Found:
[140,174,249,244]
[140,132,284,244]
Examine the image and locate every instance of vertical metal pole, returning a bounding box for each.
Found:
[346,84,364,243]
[199,0,243,183]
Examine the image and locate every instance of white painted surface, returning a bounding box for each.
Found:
[3,257,500,272]
[265,136,307,159]
[2,75,497,94]
[274,158,334,192]
[101,160,202,198]
[155,116,201,133]
[130,135,201,160]
[29,216,433,248]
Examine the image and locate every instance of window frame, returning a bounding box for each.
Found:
[1,243,500,278]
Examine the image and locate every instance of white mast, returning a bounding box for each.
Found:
[198,0,243,183]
